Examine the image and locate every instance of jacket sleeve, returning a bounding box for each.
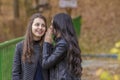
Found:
[12,43,22,80]
[42,42,67,69]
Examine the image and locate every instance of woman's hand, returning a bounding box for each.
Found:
[44,26,53,43]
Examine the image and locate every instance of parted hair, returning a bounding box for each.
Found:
[22,13,47,63]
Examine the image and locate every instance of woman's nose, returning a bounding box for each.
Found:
[38,25,42,29]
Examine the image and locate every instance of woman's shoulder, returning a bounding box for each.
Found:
[16,40,24,49]
[56,38,68,48]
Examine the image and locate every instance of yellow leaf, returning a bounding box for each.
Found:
[115,41,120,48]
[110,48,119,54]
[100,71,112,80]
[114,75,119,80]
[117,54,120,60]
[96,68,103,76]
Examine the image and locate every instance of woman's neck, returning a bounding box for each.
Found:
[33,37,41,41]
[33,37,42,45]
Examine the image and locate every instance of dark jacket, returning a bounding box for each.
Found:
[42,38,81,80]
[12,41,49,80]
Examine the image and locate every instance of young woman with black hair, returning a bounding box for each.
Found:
[42,13,82,80]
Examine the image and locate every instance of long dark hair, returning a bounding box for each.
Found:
[52,13,82,77]
[22,13,47,63]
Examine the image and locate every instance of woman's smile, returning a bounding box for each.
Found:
[32,17,46,40]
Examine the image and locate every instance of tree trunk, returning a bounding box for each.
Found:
[13,0,19,18]
[24,0,33,17]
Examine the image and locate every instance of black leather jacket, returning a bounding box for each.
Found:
[42,38,81,80]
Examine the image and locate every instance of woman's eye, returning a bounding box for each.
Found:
[35,23,40,26]
[34,23,46,28]
[41,24,45,27]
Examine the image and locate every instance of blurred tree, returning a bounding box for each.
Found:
[34,0,50,13]
[35,0,39,6]
[13,0,19,18]
[24,0,33,17]
[0,0,1,13]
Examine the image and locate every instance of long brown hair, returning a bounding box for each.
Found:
[22,13,47,63]
[53,13,82,77]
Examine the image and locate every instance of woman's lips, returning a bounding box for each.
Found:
[36,30,43,34]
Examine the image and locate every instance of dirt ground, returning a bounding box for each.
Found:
[81,57,120,80]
